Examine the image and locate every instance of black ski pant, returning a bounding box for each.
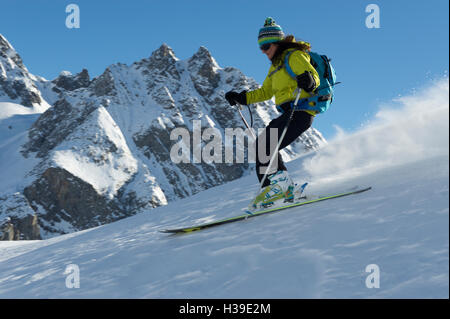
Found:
[255,107,314,188]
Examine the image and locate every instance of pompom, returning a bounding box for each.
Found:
[264,17,276,27]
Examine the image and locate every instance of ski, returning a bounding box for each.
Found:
[160,186,372,234]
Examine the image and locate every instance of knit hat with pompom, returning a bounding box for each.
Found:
[257,17,284,47]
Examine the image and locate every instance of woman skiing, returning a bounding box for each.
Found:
[225,17,320,211]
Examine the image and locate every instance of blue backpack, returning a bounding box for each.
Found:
[284,50,337,113]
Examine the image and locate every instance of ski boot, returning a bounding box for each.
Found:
[248,170,295,212]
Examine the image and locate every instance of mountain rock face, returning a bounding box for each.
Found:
[0,193,40,240]
[23,167,123,236]
[0,35,52,110]
[0,35,326,240]
[52,69,90,93]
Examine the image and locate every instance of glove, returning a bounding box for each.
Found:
[225,90,247,106]
[296,71,316,93]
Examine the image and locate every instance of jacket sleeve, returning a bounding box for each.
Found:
[289,50,320,91]
[245,74,274,104]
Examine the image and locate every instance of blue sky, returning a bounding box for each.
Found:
[1,0,448,139]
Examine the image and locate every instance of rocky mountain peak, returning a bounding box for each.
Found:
[0,34,45,108]
[187,46,221,97]
[149,43,178,65]
[0,34,26,71]
[52,69,91,92]
[192,46,213,60]
[91,67,116,97]
[188,46,219,70]
[0,34,11,48]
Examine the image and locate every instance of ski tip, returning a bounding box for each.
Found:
[159,228,185,234]
[159,226,203,234]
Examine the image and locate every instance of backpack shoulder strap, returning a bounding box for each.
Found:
[268,49,305,79]
[284,50,297,79]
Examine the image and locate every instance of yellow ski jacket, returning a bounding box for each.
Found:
[246,48,320,115]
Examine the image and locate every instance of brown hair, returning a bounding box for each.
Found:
[271,35,311,66]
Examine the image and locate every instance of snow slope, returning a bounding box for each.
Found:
[0,152,447,298]
[0,79,447,298]
[0,102,41,193]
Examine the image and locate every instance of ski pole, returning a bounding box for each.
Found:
[234,103,257,140]
[257,88,302,190]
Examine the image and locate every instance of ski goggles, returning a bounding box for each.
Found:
[260,43,272,51]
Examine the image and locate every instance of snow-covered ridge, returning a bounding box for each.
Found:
[51,106,138,200]
[0,34,52,112]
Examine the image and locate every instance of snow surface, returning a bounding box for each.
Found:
[0,78,448,298]
[0,102,41,193]
[0,102,41,120]
[0,152,447,298]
